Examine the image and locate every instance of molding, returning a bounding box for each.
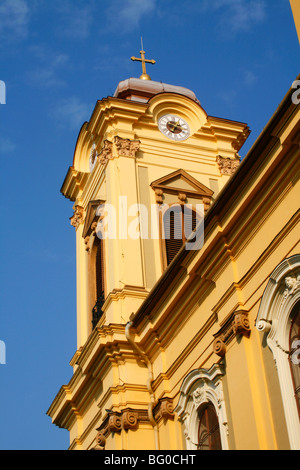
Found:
[216,155,240,176]
[82,199,104,239]
[150,169,213,211]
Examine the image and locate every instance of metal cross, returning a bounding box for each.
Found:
[131,39,156,80]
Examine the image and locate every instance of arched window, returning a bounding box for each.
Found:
[95,240,104,301]
[198,403,222,450]
[289,307,300,418]
[256,255,300,449]
[91,238,105,329]
[162,204,198,266]
[175,365,229,450]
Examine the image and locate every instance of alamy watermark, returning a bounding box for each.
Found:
[0,80,6,104]
[292,80,300,105]
[0,340,6,365]
[94,199,204,251]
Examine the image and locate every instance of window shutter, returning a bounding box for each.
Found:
[96,241,104,299]
[164,206,183,265]
[164,205,198,266]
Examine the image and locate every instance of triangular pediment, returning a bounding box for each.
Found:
[150,169,213,198]
[82,199,104,239]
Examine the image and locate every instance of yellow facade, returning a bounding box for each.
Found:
[290,0,300,42]
[47,67,300,450]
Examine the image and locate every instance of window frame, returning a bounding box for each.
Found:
[160,203,200,269]
[175,364,229,450]
[256,254,300,450]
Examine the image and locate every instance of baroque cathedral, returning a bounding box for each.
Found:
[47,3,300,451]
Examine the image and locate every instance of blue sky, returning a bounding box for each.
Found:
[0,0,298,450]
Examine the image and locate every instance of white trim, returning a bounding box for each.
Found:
[175,364,229,450]
[256,254,300,450]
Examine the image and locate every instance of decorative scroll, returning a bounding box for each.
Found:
[108,414,122,433]
[94,408,149,450]
[153,398,174,422]
[216,155,240,176]
[95,430,106,449]
[70,205,84,230]
[213,310,251,357]
[122,411,138,430]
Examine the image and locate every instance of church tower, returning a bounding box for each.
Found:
[48,50,250,449]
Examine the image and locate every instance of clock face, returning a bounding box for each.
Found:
[158,114,190,141]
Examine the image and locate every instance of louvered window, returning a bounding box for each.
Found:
[197,403,222,450]
[92,240,105,329]
[289,308,300,419]
[163,204,197,266]
[96,241,104,299]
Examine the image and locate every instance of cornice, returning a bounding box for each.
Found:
[86,97,148,137]
[60,166,89,202]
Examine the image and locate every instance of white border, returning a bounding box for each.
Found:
[175,364,229,450]
[256,254,300,450]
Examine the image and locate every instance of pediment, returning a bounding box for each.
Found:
[150,169,213,198]
[82,199,104,239]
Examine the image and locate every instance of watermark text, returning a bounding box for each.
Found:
[95,199,204,251]
[292,80,300,105]
[0,80,6,105]
[0,340,6,365]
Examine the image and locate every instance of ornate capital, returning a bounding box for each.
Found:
[213,310,250,357]
[114,136,140,157]
[70,205,84,230]
[98,140,113,165]
[216,155,240,176]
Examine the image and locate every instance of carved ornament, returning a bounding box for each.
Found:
[84,236,90,252]
[154,398,174,422]
[98,140,113,165]
[213,310,251,357]
[94,408,149,449]
[114,136,140,157]
[282,275,300,301]
[108,414,122,433]
[95,430,106,449]
[70,205,84,230]
[216,155,240,176]
[155,188,164,204]
[121,411,138,430]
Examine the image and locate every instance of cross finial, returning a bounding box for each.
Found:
[131,38,156,80]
